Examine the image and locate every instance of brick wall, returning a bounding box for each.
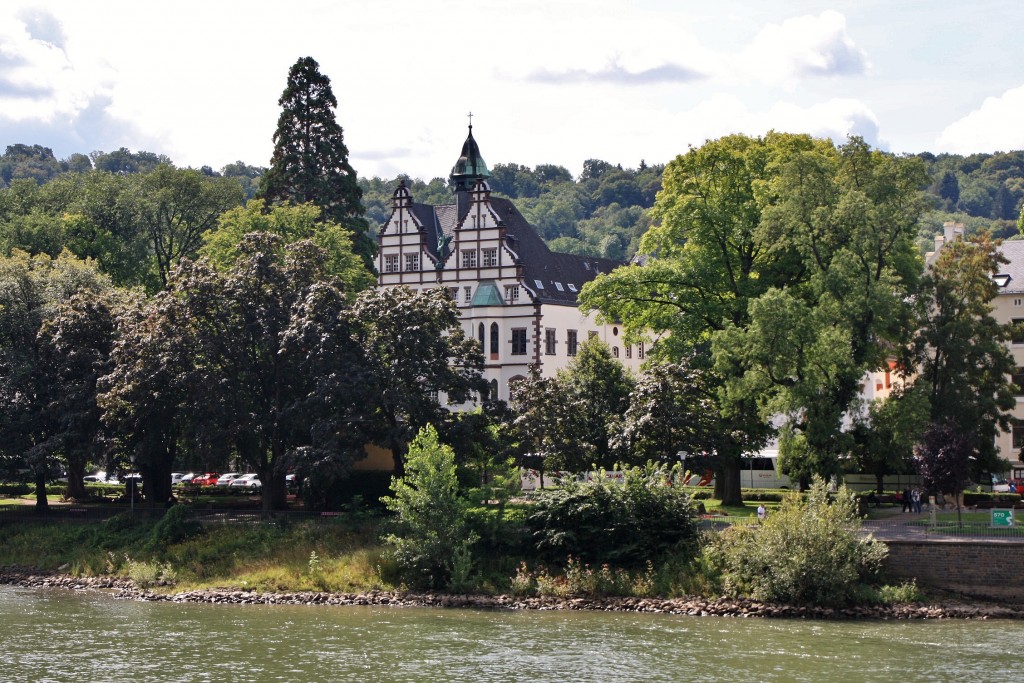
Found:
[883,540,1024,600]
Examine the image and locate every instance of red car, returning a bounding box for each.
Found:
[190,472,221,486]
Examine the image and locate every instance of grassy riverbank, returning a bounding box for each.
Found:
[0,511,392,594]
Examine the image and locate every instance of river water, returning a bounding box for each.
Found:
[1,585,1019,682]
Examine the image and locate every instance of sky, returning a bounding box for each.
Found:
[2,0,1024,181]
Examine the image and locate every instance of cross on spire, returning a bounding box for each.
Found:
[468,111,473,128]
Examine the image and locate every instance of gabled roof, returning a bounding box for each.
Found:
[995,240,1024,294]
[486,196,622,305]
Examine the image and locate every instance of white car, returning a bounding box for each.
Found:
[216,473,242,487]
[229,473,261,491]
[84,471,118,484]
[171,472,186,485]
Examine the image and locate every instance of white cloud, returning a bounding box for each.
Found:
[735,10,870,87]
[662,94,880,149]
[0,8,113,122]
[936,84,1024,153]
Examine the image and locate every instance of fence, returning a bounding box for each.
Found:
[0,504,365,525]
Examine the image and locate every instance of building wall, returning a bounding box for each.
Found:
[990,291,1024,478]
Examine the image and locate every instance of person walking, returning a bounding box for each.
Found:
[911,488,922,514]
[902,487,912,513]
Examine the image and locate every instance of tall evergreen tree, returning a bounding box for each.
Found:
[259,57,374,267]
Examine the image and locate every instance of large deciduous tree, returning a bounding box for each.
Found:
[714,136,926,488]
[259,57,374,268]
[912,232,1016,485]
[0,250,112,508]
[349,286,484,475]
[200,199,374,298]
[580,133,803,503]
[137,165,244,289]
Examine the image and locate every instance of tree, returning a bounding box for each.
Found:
[849,383,929,494]
[259,57,374,267]
[98,288,199,506]
[714,137,927,487]
[136,165,245,289]
[508,365,566,484]
[200,199,374,298]
[914,421,975,524]
[580,133,805,503]
[37,289,121,500]
[912,232,1016,481]
[382,424,475,590]
[611,359,717,465]
[0,250,112,508]
[349,286,485,474]
[551,338,634,471]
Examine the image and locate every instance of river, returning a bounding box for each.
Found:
[1,585,1019,682]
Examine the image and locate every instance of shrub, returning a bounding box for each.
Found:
[527,463,699,567]
[709,477,888,606]
[382,425,477,590]
[148,504,203,550]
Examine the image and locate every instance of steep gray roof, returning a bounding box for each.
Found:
[995,240,1024,294]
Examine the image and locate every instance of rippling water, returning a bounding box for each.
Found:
[1,585,1020,682]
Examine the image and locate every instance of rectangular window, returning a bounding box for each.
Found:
[449,287,459,303]
[504,285,520,302]
[461,250,477,269]
[545,328,557,355]
[482,248,498,267]
[384,255,398,273]
[404,253,419,271]
[1013,368,1024,397]
[1014,421,1024,450]
[567,329,578,356]
[511,328,528,355]
[625,345,632,359]
[638,342,645,359]
[464,286,472,303]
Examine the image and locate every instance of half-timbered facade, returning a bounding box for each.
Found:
[377,126,647,403]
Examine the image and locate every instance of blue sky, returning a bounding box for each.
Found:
[2,1,1023,180]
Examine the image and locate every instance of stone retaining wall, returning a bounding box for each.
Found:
[883,540,1024,601]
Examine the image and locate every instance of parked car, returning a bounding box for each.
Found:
[178,472,196,484]
[216,473,242,487]
[190,473,220,487]
[229,473,261,491]
[171,472,186,485]
[84,471,119,484]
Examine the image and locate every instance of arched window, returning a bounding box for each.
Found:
[490,322,499,357]
[490,379,498,401]
[478,323,485,348]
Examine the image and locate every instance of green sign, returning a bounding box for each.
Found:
[991,509,1015,528]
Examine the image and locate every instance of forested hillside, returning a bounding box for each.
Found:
[2,143,1024,269]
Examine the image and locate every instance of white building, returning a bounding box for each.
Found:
[376,126,647,402]
[991,237,1024,479]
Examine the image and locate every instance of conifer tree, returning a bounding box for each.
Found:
[259,56,374,266]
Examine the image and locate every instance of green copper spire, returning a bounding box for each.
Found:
[450,120,491,192]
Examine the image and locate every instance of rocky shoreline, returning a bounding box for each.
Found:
[1,568,1020,620]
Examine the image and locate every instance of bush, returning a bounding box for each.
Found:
[527,464,699,567]
[964,491,1020,506]
[148,504,203,550]
[708,477,888,607]
[382,425,477,590]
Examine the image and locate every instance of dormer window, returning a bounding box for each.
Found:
[994,274,1012,288]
